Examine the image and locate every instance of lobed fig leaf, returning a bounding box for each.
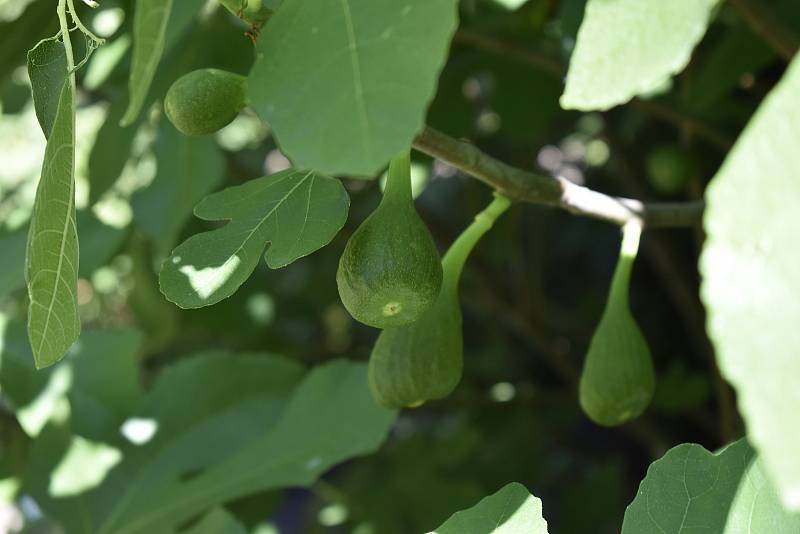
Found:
[579,221,655,426]
[337,150,443,328]
[164,68,247,136]
[368,194,511,408]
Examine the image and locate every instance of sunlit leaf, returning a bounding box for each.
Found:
[431,482,549,533]
[25,79,79,369]
[700,53,800,510]
[248,0,459,176]
[561,0,719,110]
[159,169,349,308]
[622,439,800,533]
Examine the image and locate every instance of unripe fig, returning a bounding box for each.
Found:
[164,68,248,136]
[579,221,655,426]
[368,194,511,408]
[337,150,443,328]
[646,145,692,196]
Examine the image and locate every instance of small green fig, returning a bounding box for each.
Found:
[579,221,655,427]
[646,145,692,196]
[164,68,248,136]
[337,150,443,328]
[368,194,512,408]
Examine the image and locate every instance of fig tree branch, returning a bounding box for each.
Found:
[412,126,705,229]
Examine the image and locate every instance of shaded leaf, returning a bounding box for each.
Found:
[121,0,205,126]
[0,323,143,441]
[700,53,800,510]
[181,508,246,534]
[561,0,719,110]
[88,98,141,203]
[27,34,67,138]
[25,79,79,369]
[622,439,800,533]
[159,169,349,308]
[248,0,459,176]
[0,228,28,299]
[0,0,59,85]
[121,0,173,126]
[23,350,303,534]
[95,360,395,534]
[133,121,225,257]
[431,482,549,533]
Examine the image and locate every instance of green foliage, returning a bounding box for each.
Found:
[622,439,800,533]
[337,151,443,328]
[132,120,225,256]
[184,508,248,534]
[159,169,350,308]
[164,68,248,136]
[561,0,720,110]
[701,52,800,510]
[122,0,173,125]
[25,78,79,369]
[27,34,67,138]
[432,482,549,533]
[95,360,394,534]
[368,195,511,408]
[579,222,655,426]
[3,0,800,531]
[121,0,208,126]
[247,0,459,175]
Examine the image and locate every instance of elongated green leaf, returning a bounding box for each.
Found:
[561,0,719,111]
[431,482,549,534]
[622,439,800,533]
[248,0,459,176]
[700,53,800,510]
[121,0,208,126]
[27,34,67,138]
[26,78,79,369]
[133,122,224,257]
[96,360,395,534]
[159,169,350,308]
[121,0,173,126]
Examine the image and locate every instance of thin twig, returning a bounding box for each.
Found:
[413,126,704,228]
[728,0,799,61]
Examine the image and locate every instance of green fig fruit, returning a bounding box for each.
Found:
[646,145,692,196]
[368,194,512,408]
[164,68,248,136]
[579,221,655,427]
[336,150,443,328]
